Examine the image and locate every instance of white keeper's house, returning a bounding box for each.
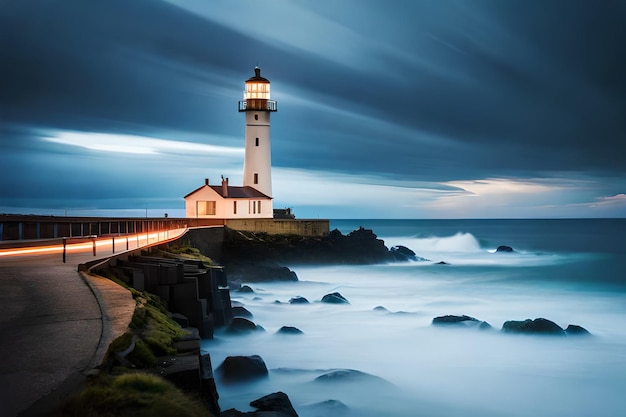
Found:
[184,67,277,219]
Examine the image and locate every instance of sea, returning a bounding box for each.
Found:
[202,219,626,417]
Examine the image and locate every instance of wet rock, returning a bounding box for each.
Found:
[496,245,514,252]
[565,324,591,336]
[321,292,349,304]
[226,317,262,334]
[435,261,449,265]
[314,369,393,388]
[300,399,349,416]
[432,315,492,330]
[228,264,299,283]
[216,355,269,383]
[373,306,389,312]
[239,285,255,293]
[501,318,565,335]
[390,245,418,261]
[289,296,310,304]
[249,391,299,417]
[276,326,303,335]
[231,306,254,319]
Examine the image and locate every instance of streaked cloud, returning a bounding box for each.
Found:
[42,131,243,156]
[0,0,624,218]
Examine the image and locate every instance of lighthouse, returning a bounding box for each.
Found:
[239,66,277,198]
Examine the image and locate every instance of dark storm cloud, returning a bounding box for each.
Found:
[1,0,625,216]
[0,0,272,135]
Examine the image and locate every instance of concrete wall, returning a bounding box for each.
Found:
[224,219,329,237]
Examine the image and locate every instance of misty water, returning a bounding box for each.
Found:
[202,219,626,417]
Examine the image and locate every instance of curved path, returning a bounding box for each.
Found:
[0,253,134,417]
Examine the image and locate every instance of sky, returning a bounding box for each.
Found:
[1,0,625,219]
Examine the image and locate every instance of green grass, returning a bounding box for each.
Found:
[76,244,217,416]
[61,372,212,417]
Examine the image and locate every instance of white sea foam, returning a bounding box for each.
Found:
[203,221,626,416]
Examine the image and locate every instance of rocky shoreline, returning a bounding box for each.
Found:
[81,226,594,417]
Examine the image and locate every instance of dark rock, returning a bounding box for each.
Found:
[250,391,299,417]
[435,261,449,265]
[496,245,514,253]
[373,306,389,312]
[221,226,402,268]
[565,324,591,336]
[228,264,299,283]
[502,318,565,335]
[390,245,418,261]
[321,292,349,304]
[240,285,255,293]
[314,369,392,388]
[479,321,493,330]
[169,313,189,328]
[432,315,491,329]
[232,306,254,319]
[226,317,261,334]
[300,399,349,416]
[216,355,269,383]
[289,296,310,304]
[276,326,303,335]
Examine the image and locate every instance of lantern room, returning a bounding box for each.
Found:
[238,67,277,112]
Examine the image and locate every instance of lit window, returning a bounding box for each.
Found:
[197,201,216,216]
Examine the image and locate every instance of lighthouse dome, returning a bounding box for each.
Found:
[246,66,270,84]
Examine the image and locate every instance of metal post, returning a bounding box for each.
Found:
[62,238,66,263]
[92,237,96,256]
[126,236,129,250]
[112,236,115,254]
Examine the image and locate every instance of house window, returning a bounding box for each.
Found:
[255,137,259,146]
[252,201,256,214]
[254,173,258,184]
[197,200,216,216]
[254,114,258,120]
[258,200,261,213]
[233,201,237,214]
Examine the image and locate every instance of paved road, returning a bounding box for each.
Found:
[0,252,133,417]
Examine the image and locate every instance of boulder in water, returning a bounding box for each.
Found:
[289,296,310,304]
[390,245,418,261]
[501,318,565,335]
[432,314,492,330]
[321,292,349,304]
[565,324,591,336]
[249,391,299,417]
[226,317,262,334]
[314,369,394,389]
[231,306,254,319]
[216,355,269,383]
[277,326,303,335]
[496,245,514,253]
[239,284,254,293]
[300,399,349,416]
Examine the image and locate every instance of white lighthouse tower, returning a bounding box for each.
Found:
[239,66,277,197]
